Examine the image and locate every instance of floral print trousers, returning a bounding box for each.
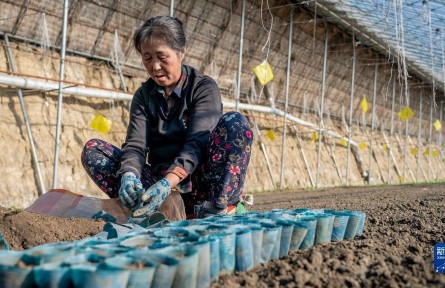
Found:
[81,111,253,215]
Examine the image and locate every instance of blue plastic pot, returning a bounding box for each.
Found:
[355,211,367,236]
[215,231,236,274]
[153,227,199,242]
[197,225,236,274]
[76,245,129,259]
[33,263,71,288]
[137,253,179,288]
[330,213,349,242]
[102,222,142,239]
[234,229,254,272]
[249,225,264,267]
[71,263,130,288]
[298,217,317,249]
[160,244,199,288]
[103,255,155,288]
[0,251,34,288]
[23,244,75,265]
[203,235,220,282]
[314,214,335,245]
[276,219,294,258]
[195,239,211,288]
[343,211,361,239]
[289,223,308,251]
[260,222,280,263]
[119,234,158,249]
[62,252,105,267]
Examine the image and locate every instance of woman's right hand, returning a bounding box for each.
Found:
[119,172,144,208]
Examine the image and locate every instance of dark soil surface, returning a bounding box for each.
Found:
[1,183,445,287]
[212,183,445,288]
[0,209,104,250]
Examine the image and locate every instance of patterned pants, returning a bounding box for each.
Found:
[81,111,253,215]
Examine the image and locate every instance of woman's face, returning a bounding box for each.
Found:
[140,37,184,94]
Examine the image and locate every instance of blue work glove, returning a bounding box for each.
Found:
[119,172,144,208]
[132,178,171,217]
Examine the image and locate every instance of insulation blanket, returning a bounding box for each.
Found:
[25,189,186,223]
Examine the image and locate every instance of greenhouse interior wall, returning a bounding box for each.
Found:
[0,0,444,209]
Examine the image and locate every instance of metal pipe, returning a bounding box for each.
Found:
[235,0,245,112]
[416,89,423,181]
[0,73,358,148]
[346,35,356,186]
[440,101,443,147]
[52,0,69,189]
[279,8,293,190]
[403,83,410,183]
[170,0,174,16]
[316,28,329,188]
[0,74,132,100]
[437,101,443,179]
[428,89,434,180]
[368,64,378,184]
[4,35,46,196]
[387,73,396,183]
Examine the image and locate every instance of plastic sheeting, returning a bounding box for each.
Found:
[25,189,186,223]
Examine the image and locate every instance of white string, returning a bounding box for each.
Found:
[40,12,51,51]
[111,30,124,70]
[391,0,409,106]
[426,1,437,110]
[260,0,274,60]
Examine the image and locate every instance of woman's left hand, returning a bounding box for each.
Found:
[132,178,171,217]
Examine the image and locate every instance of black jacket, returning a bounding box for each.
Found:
[118,65,223,180]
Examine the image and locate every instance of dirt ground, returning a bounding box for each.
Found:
[1,183,445,287]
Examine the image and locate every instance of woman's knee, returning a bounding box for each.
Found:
[219,112,253,143]
[81,139,101,162]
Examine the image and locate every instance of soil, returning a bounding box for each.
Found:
[1,183,445,287]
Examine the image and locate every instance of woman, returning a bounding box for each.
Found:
[81,16,253,218]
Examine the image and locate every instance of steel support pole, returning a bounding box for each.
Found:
[346,36,356,186]
[52,0,69,189]
[436,101,443,179]
[416,89,423,181]
[428,90,434,180]
[368,64,378,184]
[440,101,444,147]
[279,8,293,190]
[387,74,396,183]
[235,0,245,112]
[316,29,328,187]
[403,84,410,183]
[4,35,46,195]
[170,0,174,16]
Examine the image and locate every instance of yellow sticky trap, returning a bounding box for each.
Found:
[90,113,112,135]
[360,95,368,113]
[432,150,439,157]
[311,131,318,142]
[434,119,442,132]
[410,148,418,155]
[253,60,274,86]
[399,176,404,182]
[397,106,414,122]
[423,148,430,156]
[382,144,388,152]
[266,129,276,141]
[340,138,348,147]
[359,142,366,150]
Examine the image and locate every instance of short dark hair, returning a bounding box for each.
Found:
[134,16,186,54]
